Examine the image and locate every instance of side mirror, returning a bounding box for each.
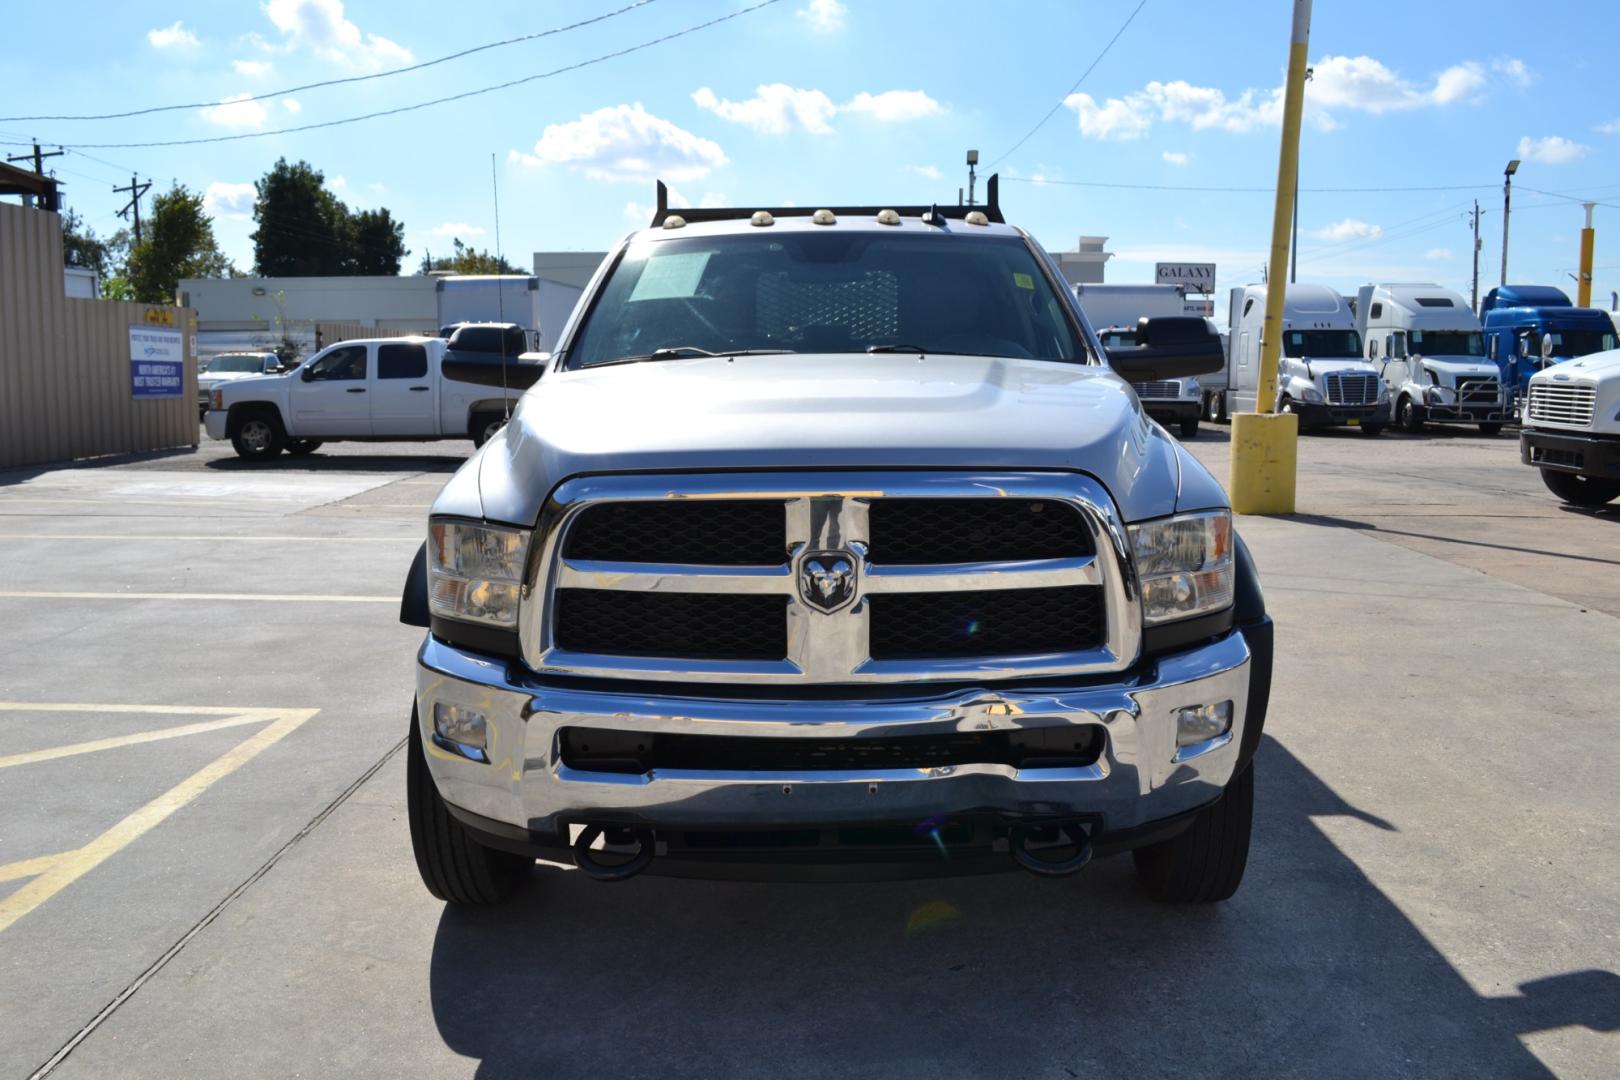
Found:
[1518,337,1532,359]
[300,366,316,382]
[1541,336,1556,359]
[1105,317,1224,381]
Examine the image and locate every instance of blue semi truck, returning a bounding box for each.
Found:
[1479,285,1618,399]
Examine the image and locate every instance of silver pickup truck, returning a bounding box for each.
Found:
[399,181,1274,904]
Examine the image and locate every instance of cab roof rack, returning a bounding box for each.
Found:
[651,175,1003,227]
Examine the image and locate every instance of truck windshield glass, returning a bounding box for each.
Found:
[1544,329,1619,357]
[567,231,1085,368]
[206,356,266,373]
[1409,330,1484,356]
[1283,330,1361,358]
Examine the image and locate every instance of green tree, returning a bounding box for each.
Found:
[419,238,522,275]
[124,184,233,303]
[351,207,407,275]
[61,209,113,277]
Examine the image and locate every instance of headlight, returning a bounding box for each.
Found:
[428,520,529,627]
[210,389,224,409]
[1300,386,1324,403]
[1377,381,1389,401]
[1129,511,1234,625]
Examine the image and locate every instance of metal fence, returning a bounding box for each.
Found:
[0,202,196,470]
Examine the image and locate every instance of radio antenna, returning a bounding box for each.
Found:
[492,151,510,421]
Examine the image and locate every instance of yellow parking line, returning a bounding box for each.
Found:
[0,707,319,935]
[0,852,67,884]
[0,714,271,770]
[0,591,394,602]
[0,533,418,542]
[0,702,286,716]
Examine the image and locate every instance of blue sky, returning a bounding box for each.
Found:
[5,0,1618,315]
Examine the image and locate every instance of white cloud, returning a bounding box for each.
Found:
[1424,247,1455,261]
[431,223,485,238]
[1161,150,1190,166]
[624,201,651,224]
[842,90,943,123]
[203,181,256,219]
[1310,55,1485,112]
[1597,118,1620,135]
[905,164,943,179]
[233,59,273,77]
[264,0,412,69]
[1311,218,1382,242]
[699,192,726,208]
[693,85,942,134]
[692,85,837,135]
[1491,58,1534,88]
[148,21,199,49]
[796,0,846,32]
[1064,94,1151,139]
[201,93,269,130]
[514,103,728,183]
[1517,134,1588,164]
[283,98,301,113]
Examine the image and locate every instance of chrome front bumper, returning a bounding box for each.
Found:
[203,409,228,441]
[416,629,1254,839]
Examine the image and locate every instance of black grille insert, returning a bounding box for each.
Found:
[559,726,1104,774]
[868,586,1104,660]
[553,590,788,660]
[867,499,1092,564]
[564,500,786,566]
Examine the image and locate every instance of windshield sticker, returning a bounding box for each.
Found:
[1013,272,1034,290]
[629,251,712,302]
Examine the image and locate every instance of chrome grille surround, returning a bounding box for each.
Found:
[1527,383,1597,428]
[1324,372,1379,406]
[519,472,1141,685]
[1131,380,1178,400]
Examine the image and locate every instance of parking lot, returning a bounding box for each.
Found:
[2,425,1617,1078]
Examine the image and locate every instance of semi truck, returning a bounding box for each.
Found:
[1221,283,1389,433]
[1479,285,1618,399]
[1074,283,1204,438]
[1520,347,1620,506]
[1354,283,1509,434]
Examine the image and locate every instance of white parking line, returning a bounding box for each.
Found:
[0,591,395,602]
[0,534,418,542]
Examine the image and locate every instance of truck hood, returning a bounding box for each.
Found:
[1530,347,1620,383]
[1414,357,1500,380]
[461,353,1201,526]
[1296,358,1374,374]
[198,370,269,387]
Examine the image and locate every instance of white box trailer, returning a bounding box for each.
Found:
[1074,283,1205,438]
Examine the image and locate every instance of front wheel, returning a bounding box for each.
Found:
[1133,762,1253,903]
[1179,417,1200,439]
[230,413,285,461]
[471,412,507,449]
[1540,468,1620,507]
[407,709,532,905]
[1478,422,1503,437]
[286,439,323,457]
[1398,396,1425,433]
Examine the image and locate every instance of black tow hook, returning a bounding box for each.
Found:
[571,824,656,882]
[1009,823,1093,878]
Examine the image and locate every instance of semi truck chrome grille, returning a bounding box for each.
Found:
[1527,384,1596,427]
[1131,380,1177,399]
[523,472,1141,685]
[1457,379,1500,406]
[1324,372,1378,406]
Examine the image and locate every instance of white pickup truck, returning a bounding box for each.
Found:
[203,333,543,460]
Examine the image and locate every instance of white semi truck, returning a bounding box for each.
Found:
[1519,348,1620,506]
[1075,283,1204,438]
[1220,283,1389,434]
[1354,283,1509,435]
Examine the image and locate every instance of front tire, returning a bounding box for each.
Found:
[1478,422,1502,437]
[230,412,286,461]
[286,439,323,457]
[407,709,531,905]
[1398,396,1425,433]
[1540,468,1620,507]
[1179,417,1200,439]
[1133,762,1253,903]
[471,412,506,449]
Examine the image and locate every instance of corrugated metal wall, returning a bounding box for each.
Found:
[0,202,196,470]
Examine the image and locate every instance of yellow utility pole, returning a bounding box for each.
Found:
[1576,203,1595,309]
[1228,0,1311,515]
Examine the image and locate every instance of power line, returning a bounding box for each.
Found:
[1515,185,1620,212]
[42,0,780,150]
[987,0,1149,169]
[1005,176,1498,193]
[0,0,660,123]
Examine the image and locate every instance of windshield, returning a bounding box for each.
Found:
[566,231,1085,368]
[205,355,267,373]
[1283,329,1361,358]
[1409,330,1483,356]
[1544,329,1619,357]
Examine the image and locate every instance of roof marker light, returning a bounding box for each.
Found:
[812,209,836,225]
[751,211,775,227]
[964,210,989,226]
[876,209,900,226]
[662,214,686,230]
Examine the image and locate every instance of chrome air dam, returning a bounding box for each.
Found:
[416,630,1253,837]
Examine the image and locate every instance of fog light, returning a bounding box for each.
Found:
[1175,701,1232,747]
[432,702,488,760]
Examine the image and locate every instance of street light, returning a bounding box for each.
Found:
[1500,158,1520,287]
[966,149,979,207]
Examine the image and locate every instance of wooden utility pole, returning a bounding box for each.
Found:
[1468,201,1483,312]
[5,141,63,208]
[114,174,151,244]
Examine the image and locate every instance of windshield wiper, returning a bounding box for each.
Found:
[591,346,794,368]
[866,344,928,355]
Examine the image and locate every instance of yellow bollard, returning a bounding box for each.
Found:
[1229,411,1299,515]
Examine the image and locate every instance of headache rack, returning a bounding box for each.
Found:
[650,176,1004,227]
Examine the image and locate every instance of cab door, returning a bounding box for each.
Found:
[369,342,437,436]
[289,343,372,436]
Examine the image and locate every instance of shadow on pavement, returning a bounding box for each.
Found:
[426,738,1618,1077]
[202,452,464,474]
[1293,513,1620,567]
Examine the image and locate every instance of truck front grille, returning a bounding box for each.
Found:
[1132,380,1178,399]
[1527,383,1596,427]
[1458,378,1500,406]
[1324,372,1379,405]
[527,473,1136,685]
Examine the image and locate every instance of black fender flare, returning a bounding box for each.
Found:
[401,542,429,627]
[1232,530,1272,773]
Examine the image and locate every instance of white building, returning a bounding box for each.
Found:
[1049,236,1113,286]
